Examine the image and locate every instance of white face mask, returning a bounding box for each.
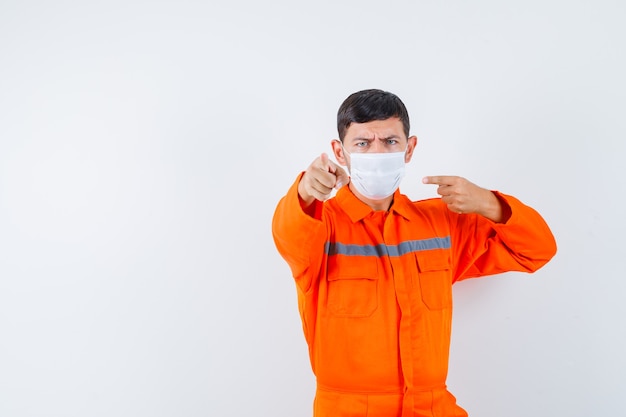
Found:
[344,147,407,200]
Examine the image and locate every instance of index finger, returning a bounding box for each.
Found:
[319,153,336,173]
[319,152,330,167]
[422,175,458,185]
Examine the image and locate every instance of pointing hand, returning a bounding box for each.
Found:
[298,153,350,206]
[423,175,504,222]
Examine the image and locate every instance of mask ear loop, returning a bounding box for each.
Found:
[340,143,352,176]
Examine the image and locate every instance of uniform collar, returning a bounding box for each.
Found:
[335,186,413,223]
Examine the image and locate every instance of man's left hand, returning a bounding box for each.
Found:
[422,175,505,223]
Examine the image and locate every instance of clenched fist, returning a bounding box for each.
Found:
[298,153,350,206]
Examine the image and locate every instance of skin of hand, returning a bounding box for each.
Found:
[298,153,350,207]
[422,175,505,223]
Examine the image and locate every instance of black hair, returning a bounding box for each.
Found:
[337,89,410,141]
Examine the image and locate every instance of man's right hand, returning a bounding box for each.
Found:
[298,153,350,207]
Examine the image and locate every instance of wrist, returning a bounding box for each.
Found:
[479,190,504,223]
[297,178,315,208]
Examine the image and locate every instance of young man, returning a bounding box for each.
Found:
[272,89,556,417]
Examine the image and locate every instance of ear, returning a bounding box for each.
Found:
[404,135,418,163]
[331,139,347,166]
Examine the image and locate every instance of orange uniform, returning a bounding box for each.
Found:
[272,174,557,417]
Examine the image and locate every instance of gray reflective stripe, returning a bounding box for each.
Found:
[325,236,450,257]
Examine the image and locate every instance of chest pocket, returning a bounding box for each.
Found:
[415,251,453,310]
[326,256,379,318]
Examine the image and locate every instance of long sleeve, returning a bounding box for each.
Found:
[272,173,328,292]
[452,192,557,282]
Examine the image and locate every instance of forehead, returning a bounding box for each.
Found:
[344,117,405,140]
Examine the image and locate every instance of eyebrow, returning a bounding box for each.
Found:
[350,135,401,142]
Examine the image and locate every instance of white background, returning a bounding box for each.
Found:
[1,1,625,416]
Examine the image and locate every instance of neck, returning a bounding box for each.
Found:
[349,182,394,211]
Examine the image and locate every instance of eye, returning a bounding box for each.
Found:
[386,139,398,145]
[355,141,368,147]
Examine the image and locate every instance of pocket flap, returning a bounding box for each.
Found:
[416,250,451,272]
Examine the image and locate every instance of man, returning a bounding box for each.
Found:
[272,89,556,417]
